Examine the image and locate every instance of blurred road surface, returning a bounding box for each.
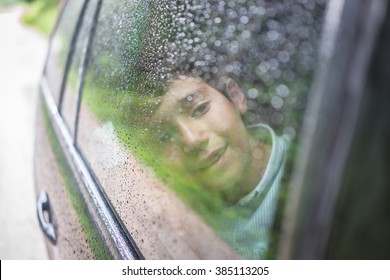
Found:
[0,5,48,259]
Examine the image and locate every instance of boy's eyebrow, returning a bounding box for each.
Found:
[150,86,207,128]
[178,88,207,108]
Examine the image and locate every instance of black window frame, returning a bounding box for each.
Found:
[279,0,389,259]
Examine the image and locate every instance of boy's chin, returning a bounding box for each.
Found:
[196,174,238,194]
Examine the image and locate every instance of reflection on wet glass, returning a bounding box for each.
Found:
[45,0,85,103]
[62,0,97,136]
[78,0,326,259]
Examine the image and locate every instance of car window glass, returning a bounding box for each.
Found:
[77,0,326,259]
[44,0,85,103]
[61,0,97,136]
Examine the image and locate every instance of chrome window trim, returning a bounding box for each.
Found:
[40,76,141,260]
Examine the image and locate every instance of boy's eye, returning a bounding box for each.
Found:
[191,102,210,118]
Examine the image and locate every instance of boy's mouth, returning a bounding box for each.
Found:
[196,145,228,170]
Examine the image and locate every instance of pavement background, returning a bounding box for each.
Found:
[0,5,48,259]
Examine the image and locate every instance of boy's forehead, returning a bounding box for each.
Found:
[166,77,207,99]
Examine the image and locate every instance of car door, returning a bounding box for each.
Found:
[37,0,340,260]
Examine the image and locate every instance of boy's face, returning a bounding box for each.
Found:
[151,76,253,192]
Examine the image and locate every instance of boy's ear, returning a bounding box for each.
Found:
[224,77,247,114]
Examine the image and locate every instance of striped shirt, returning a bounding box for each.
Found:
[221,124,288,259]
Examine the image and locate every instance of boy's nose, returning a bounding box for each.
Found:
[177,120,208,151]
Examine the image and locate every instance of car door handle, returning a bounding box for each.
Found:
[37,191,57,244]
